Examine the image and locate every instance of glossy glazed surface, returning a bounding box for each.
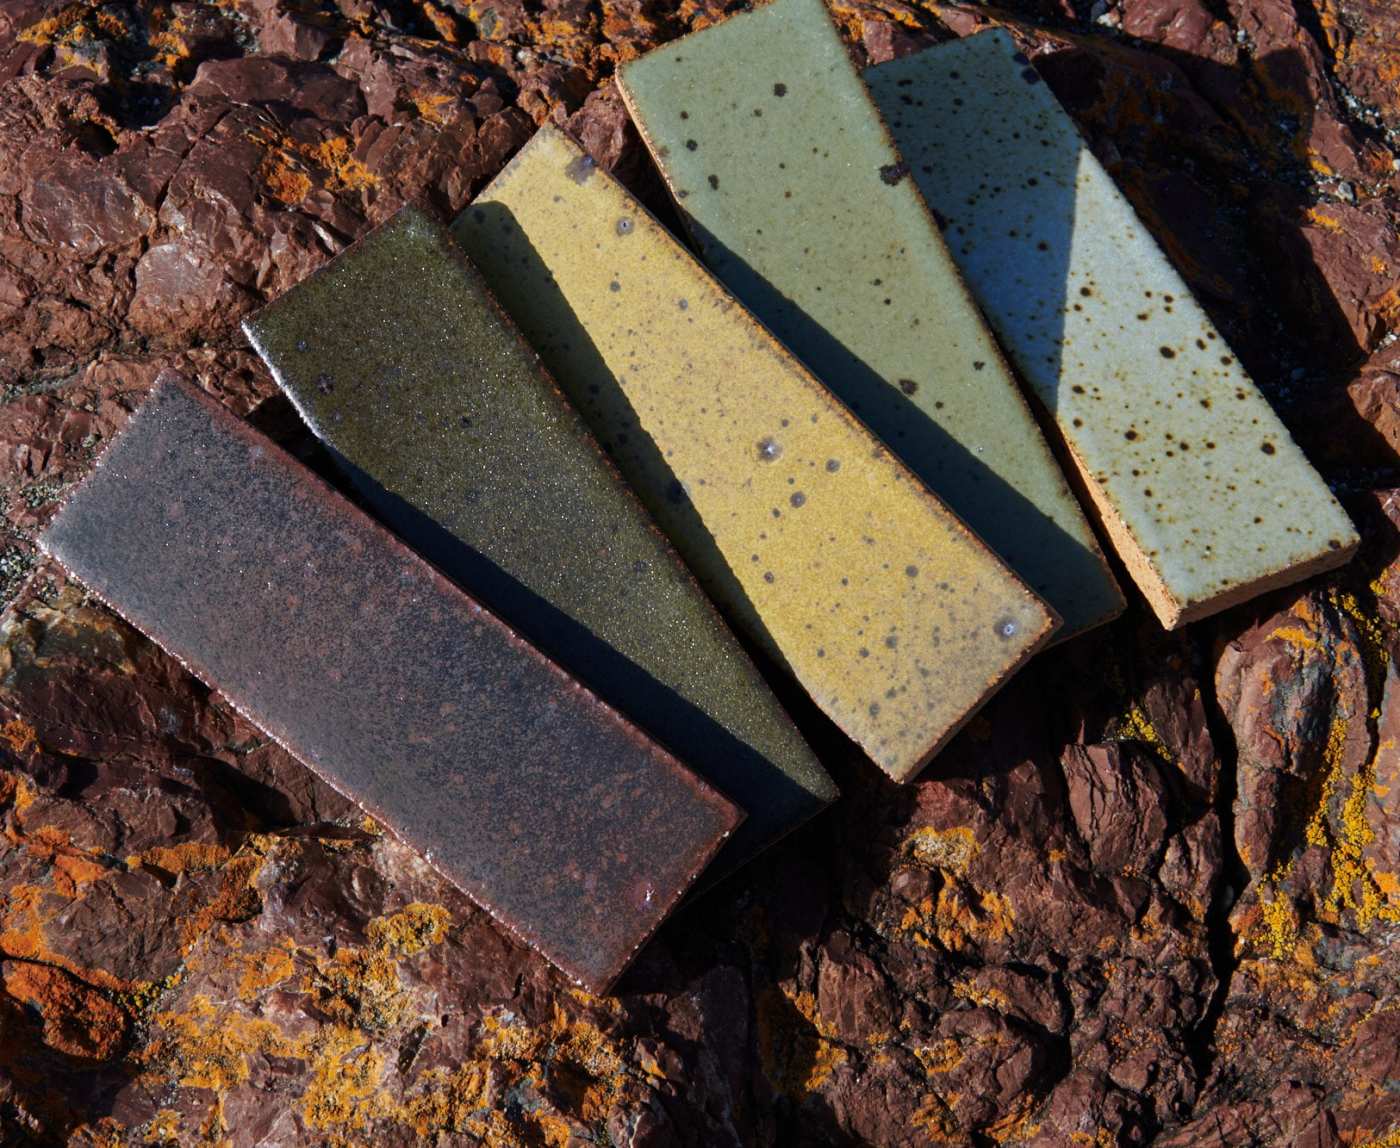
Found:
[457,127,1057,781]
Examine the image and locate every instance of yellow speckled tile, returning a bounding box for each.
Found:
[867,31,1359,627]
[453,126,1058,782]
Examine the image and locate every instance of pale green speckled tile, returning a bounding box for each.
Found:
[616,0,1124,640]
[866,31,1358,627]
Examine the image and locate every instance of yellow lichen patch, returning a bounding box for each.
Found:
[755,985,847,1098]
[365,902,451,956]
[951,978,1012,1012]
[457,125,1056,782]
[411,90,457,124]
[397,1061,495,1139]
[143,1109,181,1144]
[985,1094,1041,1144]
[0,717,38,754]
[1256,868,1302,960]
[144,993,291,1090]
[299,1024,394,1135]
[903,825,979,876]
[1303,205,1347,232]
[1070,1131,1118,1148]
[1115,702,1173,766]
[930,884,1015,952]
[2,961,128,1060]
[307,903,452,1033]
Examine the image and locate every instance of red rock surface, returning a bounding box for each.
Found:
[0,0,1397,1144]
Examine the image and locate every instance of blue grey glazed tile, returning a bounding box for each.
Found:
[617,0,1125,639]
[867,31,1359,626]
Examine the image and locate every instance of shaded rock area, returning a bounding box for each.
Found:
[0,0,1397,1144]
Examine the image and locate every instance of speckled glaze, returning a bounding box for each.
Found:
[38,375,742,992]
[454,126,1057,783]
[867,31,1359,627]
[243,207,834,884]
[615,0,1123,640]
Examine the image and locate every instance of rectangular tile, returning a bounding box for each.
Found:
[243,207,835,886]
[615,0,1124,640]
[454,126,1057,783]
[866,31,1359,627]
[39,374,742,992]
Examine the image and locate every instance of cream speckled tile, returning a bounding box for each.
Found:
[867,30,1358,627]
[454,126,1058,782]
[615,0,1124,639]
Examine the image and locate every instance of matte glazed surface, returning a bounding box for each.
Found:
[616,0,1124,639]
[244,208,834,881]
[39,375,742,991]
[455,127,1057,782]
[867,31,1359,626]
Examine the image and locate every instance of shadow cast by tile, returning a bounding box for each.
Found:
[322,442,824,888]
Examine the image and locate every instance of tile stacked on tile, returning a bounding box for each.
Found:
[40,374,743,991]
[455,126,1058,783]
[243,207,836,884]
[615,0,1125,640]
[866,30,1358,626]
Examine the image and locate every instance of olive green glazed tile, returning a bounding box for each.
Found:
[867,31,1359,627]
[614,0,1124,640]
[453,127,1058,782]
[244,206,836,881]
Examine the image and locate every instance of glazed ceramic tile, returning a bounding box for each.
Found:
[244,207,835,884]
[453,126,1058,782]
[615,0,1124,639]
[867,31,1358,627]
[39,374,742,992]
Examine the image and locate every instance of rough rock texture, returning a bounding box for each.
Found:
[0,0,1397,1145]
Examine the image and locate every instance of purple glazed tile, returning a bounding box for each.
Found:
[38,373,742,992]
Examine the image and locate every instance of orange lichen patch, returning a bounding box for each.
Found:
[2,961,129,1060]
[985,1094,1042,1144]
[127,842,231,876]
[175,846,267,953]
[910,1092,962,1141]
[299,1024,394,1135]
[951,978,1012,1012]
[0,717,38,754]
[411,90,457,125]
[902,825,978,877]
[1355,1126,1400,1148]
[144,993,292,1090]
[755,985,846,1097]
[418,1,460,42]
[913,1038,963,1075]
[397,1061,496,1139]
[233,942,297,1000]
[258,151,313,206]
[308,138,377,193]
[0,771,35,813]
[1069,1131,1118,1148]
[0,882,130,991]
[1303,206,1347,233]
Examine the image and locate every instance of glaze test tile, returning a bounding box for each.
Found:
[40,375,742,992]
[454,126,1057,782]
[615,0,1124,640]
[244,207,835,883]
[867,31,1358,627]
